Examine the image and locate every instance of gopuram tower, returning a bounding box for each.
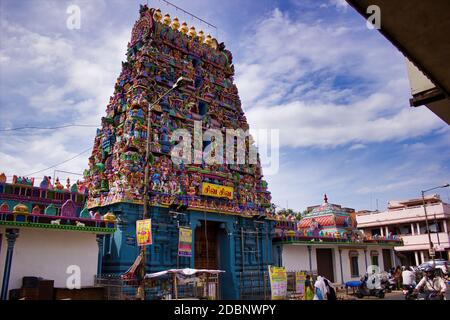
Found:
[84,5,275,299]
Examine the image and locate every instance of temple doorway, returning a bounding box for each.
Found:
[316,248,335,282]
[195,221,220,269]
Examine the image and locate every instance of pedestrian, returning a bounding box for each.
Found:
[303,274,314,300]
[323,277,337,300]
[313,276,328,300]
[394,266,402,290]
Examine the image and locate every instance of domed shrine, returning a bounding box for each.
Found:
[84,5,275,299]
[297,194,357,238]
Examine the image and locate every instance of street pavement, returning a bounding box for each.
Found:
[351,287,450,300]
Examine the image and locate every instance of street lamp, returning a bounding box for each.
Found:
[421,183,450,267]
[138,76,193,300]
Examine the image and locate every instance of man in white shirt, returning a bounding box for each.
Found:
[402,266,416,287]
[414,266,446,299]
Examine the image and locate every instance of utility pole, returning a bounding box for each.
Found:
[421,183,449,267]
[138,77,192,300]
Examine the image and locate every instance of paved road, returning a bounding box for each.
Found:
[353,287,450,300]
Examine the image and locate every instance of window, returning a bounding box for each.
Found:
[371,255,378,266]
[371,228,381,236]
[429,221,442,233]
[370,250,379,266]
[398,225,411,235]
[349,250,359,277]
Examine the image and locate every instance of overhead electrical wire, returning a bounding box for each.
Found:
[25,147,92,177]
[0,124,98,132]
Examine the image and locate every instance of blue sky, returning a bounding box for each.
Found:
[0,0,449,212]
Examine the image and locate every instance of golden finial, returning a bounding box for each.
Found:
[171,16,180,30]
[188,26,197,38]
[153,8,162,22]
[211,37,218,50]
[163,13,171,26]
[197,30,205,43]
[103,212,117,222]
[180,21,189,34]
[205,33,213,46]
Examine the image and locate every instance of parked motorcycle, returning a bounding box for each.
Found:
[356,273,385,299]
[380,272,396,292]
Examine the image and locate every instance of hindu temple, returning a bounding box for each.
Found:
[83,5,275,299]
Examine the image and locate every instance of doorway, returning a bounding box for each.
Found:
[195,221,220,269]
[382,249,393,271]
[316,248,335,282]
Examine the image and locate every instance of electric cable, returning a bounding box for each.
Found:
[25,147,92,176]
[0,124,98,132]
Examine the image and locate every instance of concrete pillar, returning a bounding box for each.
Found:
[385,227,389,237]
[307,245,312,273]
[443,220,448,234]
[1,229,19,300]
[380,227,384,237]
[96,235,104,276]
[414,251,420,266]
[276,246,282,267]
[411,223,415,235]
[338,249,344,284]
[364,249,368,271]
[416,223,420,235]
[420,251,425,264]
[391,249,396,269]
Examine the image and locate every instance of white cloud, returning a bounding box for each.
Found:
[234,9,446,148]
[0,11,129,180]
[329,0,349,10]
[349,143,366,151]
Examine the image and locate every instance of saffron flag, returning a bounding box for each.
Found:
[136,219,152,246]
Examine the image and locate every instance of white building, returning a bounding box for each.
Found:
[356,194,450,267]
[277,243,396,284]
[273,196,401,285]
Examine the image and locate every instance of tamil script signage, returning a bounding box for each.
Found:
[136,219,152,246]
[268,265,287,300]
[295,271,306,294]
[201,182,233,200]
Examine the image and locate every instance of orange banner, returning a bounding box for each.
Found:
[201,182,233,200]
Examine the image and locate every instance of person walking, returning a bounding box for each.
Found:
[313,276,328,300]
[394,266,402,290]
[303,274,314,300]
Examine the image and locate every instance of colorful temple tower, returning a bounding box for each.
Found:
[84,5,275,299]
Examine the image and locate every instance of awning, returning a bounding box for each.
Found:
[145,268,225,279]
[121,254,142,280]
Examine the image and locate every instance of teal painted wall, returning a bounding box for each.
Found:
[96,203,274,299]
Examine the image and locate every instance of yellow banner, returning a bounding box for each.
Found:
[136,219,152,246]
[268,265,287,300]
[295,271,306,294]
[201,182,233,200]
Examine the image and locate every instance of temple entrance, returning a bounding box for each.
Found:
[316,248,335,282]
[195,221,220,269]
